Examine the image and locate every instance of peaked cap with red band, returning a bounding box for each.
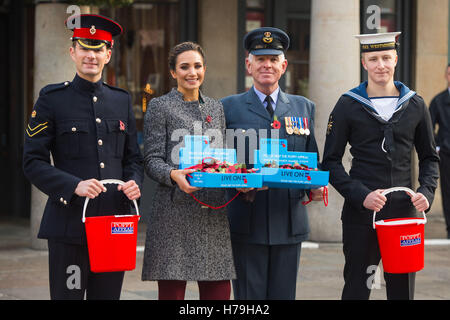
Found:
[65,14,123,49]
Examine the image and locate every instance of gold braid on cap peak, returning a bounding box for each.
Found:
[77,39,107,50]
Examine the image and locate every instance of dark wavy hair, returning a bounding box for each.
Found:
[168,41,206,71]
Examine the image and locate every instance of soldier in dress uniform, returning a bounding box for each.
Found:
[322,32,439,300]
[221,27,324,300]
[429,64,450,238]
[23,14,144,300]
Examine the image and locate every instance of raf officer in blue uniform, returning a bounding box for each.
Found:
[23,14,144,300]
[221,27,324,300]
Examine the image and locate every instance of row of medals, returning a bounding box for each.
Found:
[284,117,310,136]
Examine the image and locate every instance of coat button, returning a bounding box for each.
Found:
[63,200,67,205]
[98,139,103,146]
[96,118,101,124]
[100,162,105,169]
[72,127,76,132]
[64,81,69,86]
[60,197,64,203]
[93,96,98,102]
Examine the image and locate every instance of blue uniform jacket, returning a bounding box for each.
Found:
[23,74,144,244]
[221,87,319,245]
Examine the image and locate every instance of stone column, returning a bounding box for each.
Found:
[307,0,360,242]
[414,0,449,226]
[197,0,238,99]
[31,3,90,249]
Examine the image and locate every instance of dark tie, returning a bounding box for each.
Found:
[265,95,274,118]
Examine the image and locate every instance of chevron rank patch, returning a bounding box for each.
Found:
[26,121,48,137]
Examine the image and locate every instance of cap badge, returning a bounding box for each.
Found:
[262,31,273,44]
[90,25,96,35]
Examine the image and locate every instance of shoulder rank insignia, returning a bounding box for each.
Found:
[326,115,333,135]
[26,122,48,137]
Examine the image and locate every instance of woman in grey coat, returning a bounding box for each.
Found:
[141,42,236,300]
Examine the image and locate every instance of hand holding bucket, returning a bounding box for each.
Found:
[82,179,140,273]
[372,187,427,229]
[82,179,140,223]
[372,187,427,274]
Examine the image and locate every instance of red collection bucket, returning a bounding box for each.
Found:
[373,187,427,274]
[82,179,140,273]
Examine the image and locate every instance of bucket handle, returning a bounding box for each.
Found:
[372,187,427,229]
[82,179,140,223]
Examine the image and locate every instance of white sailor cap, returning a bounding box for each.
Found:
[354,31,401,52]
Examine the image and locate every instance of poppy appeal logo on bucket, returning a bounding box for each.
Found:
[111,222,134,234]
[400,233,421,247]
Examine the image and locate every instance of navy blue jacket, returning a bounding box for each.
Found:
[23,74,144,244]
[221,87,319,245]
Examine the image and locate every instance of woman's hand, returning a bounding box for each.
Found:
[170,169,201,194]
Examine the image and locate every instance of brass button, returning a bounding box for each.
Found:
[72,127,76,132]
[96,118,101,124]
[60,197,64,203]
[93,96,98,103]
[100,162,105,169]
[63,200,67,205]
[98,139,103,146]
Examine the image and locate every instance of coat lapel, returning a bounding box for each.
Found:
[245,87,272,121]
[274,90,290,118]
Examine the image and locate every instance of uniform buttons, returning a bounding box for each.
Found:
[63,200,67,205]
[93,96,98,103]
[96,118,101,124]
[98,139,103,146]
[60,197,64,203]
[100,162,105,169]
[64,81,69,86]
[72,127,77,132]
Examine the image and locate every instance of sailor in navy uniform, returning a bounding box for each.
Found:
[221,27,324,300]
[322,32,439,300]
[23,14,143,300]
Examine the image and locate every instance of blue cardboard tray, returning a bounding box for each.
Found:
[254,139,329,189]
[186,171,263,188]
[260,167,329,189]
[179,135,263,188]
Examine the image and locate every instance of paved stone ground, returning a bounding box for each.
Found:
[0,212,449,300]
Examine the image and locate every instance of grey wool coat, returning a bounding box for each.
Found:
[141,88,236,281]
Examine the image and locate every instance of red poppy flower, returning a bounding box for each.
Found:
[272,120,281,129]
[206,115,212,123]
[226,166,236,173]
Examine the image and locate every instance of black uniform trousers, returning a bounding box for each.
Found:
[439,151,450,236]
[341,224,415,300]
[48,240,124,300]
[231,242,301,300]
